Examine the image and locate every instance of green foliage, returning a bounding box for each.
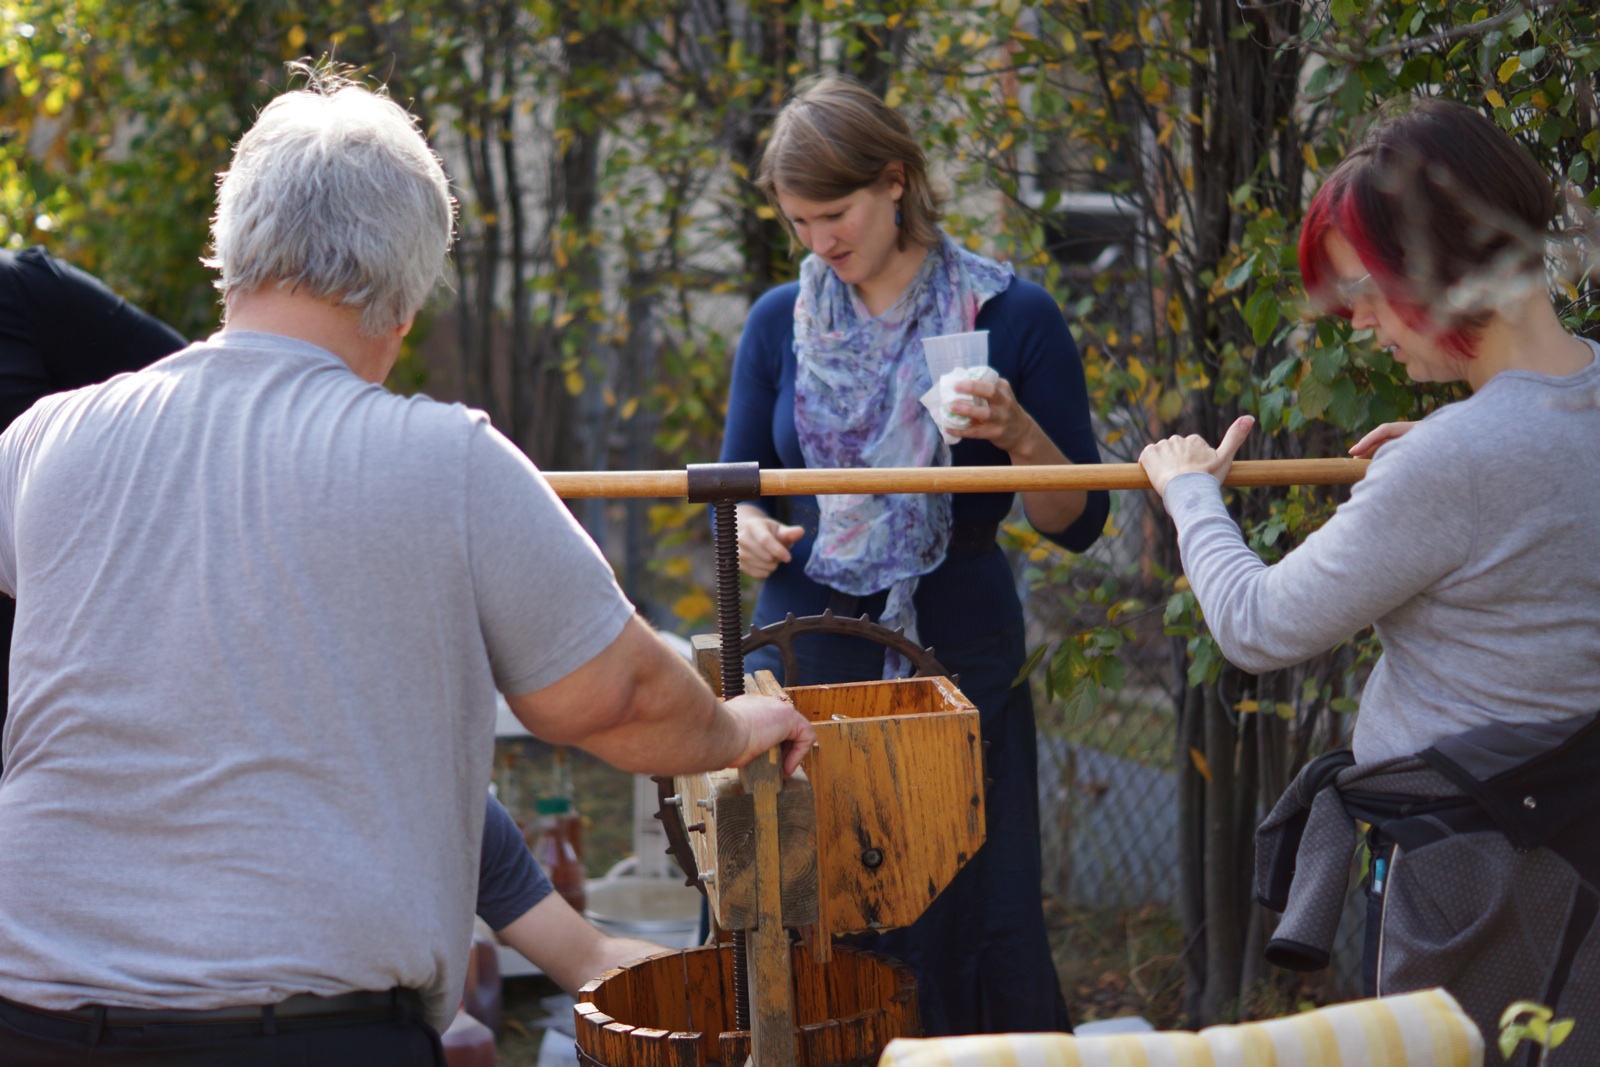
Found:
[1499,1001,1575,1065]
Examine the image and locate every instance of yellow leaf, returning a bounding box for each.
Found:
[1497,55,1520,83]
[287,24,306,51]
[1126,356,1149,388]
[1302,142,1318,170]
[1105,427,1124,445]
[933,35,952,58]
[1190,747,1213,782]
[1235,700,1261,713]
[620,397,639,420]
[729,161,748,180]
[965,233,982,251]
[1157,119,1176,147]
[1094,156,1108,173]
[603,386,617,408]
[554,310,576,329]
[1485,88,1506,108]
[1174,575,1190,592]
[662,557,692,579]
[996,131,1014,152]
[554,244,569,268]
[754,204,776,220]
[885,85,906,109]
[1110,32,1136,52]
[1167,293,1186,332]
[1060,30,1077,53]
[1157,389,1184,421]
[1082,30,1106,41]
[673,588,714,621]
[564,370,584,397]
[648,504,682,533]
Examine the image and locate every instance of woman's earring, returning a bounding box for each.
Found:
[895,206,903,227]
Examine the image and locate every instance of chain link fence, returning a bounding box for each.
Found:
[1015,488,1368,1012]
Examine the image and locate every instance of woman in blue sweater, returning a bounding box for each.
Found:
[719,76,1108,1035]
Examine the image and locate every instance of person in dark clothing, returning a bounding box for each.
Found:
[478,793,664,993]
[0,247,189,757]
[720,75,1108,1036]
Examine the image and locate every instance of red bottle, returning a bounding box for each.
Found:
[441,1005,496,1067]
[463,932,502,1035]
[533,795,586,914]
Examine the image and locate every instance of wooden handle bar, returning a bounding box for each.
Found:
[541,458,1368,499]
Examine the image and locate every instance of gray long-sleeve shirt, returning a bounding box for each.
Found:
[1164,340,1600,762]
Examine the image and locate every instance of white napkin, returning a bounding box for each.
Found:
[920,365,998,445]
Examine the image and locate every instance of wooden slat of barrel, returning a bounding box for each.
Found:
[584,965,633,1022]
[602,1020,636,1067]
[801,1017,842,1067]
[574,1003,612,1066]
[628,967,659,1031]
[665,1031,702,1067]
[791,943,827,1026]
[718,1029,751,1066]
[891,960,921,1037]
[630,1027,671,1067]
[681,946,725,1066]
[836,1011,873,1067]
[642,950,690,1034]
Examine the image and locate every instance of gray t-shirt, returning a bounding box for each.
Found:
[1165,339,1600,763]
[0,331,634,1027]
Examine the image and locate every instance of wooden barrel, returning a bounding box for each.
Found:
[574,942,919,1067]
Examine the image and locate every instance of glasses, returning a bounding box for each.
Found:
[1337,272,1379,304]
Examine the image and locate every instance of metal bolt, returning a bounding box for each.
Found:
[696,798,713,810]
[1524,795,1538,810]
[861,847,885,869]
[699,872,716,885]
[663,794,682,808]
[687,822,707,833]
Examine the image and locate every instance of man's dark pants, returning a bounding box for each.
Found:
[0,993,446,1065]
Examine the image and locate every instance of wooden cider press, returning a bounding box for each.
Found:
[557,455,1372,1066]
[573,462,985,1067]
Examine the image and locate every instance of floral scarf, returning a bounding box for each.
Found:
[793,235,1013,675]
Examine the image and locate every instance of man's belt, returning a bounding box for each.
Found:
[1,987,420,1028]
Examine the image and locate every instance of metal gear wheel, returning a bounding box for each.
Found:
[653,611,952,893]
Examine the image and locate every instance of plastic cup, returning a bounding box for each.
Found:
[921,330,990,379]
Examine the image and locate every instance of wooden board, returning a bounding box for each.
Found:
[741,735,799,1067]
[807,704,984,938]
[787,675,968,722]
[683,643,985,942]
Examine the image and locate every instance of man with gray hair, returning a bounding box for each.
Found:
[0,71,811,1064]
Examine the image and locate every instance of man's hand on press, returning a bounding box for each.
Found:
[725,693,816,777]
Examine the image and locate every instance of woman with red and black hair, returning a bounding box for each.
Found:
[1138,98,1600,1050]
